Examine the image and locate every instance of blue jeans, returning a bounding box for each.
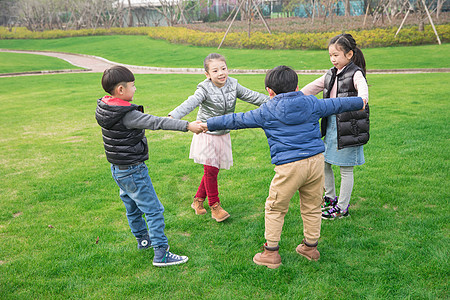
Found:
[111,163,168,247]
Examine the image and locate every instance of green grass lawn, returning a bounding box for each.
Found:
[1,35,449,70]
[0,52,84,73]
[0,71,448,299]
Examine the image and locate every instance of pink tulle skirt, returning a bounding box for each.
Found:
[189,132,233,170]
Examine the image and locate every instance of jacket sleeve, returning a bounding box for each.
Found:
[168,86,207,119]
[236,83,269,106]
[315,96,364,118]
[207,107,264,131]
[123,110,189,131]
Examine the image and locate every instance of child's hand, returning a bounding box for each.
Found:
[200,122,208,132]
[188,121,203,134]
[361,98,367,111]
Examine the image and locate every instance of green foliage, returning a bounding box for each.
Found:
[0,69,449,299]
[201,11,219,22]
[0,26,151,39]
[0,52,83,73]
[1,35,449,71]
[146,25,450,49]
[1,24,449,49]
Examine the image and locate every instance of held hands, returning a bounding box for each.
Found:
[200,122,208,132]
[186,121,209,134]
[187,121,203,134]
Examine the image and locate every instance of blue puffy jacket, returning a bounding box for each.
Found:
[207,91,363,166]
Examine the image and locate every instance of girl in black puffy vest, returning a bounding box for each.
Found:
[301,33,369,219]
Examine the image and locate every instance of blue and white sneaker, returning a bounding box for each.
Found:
[136,233,151,249]
[322,204,349,220]
[153,246,188,267]
[321,196,338,211]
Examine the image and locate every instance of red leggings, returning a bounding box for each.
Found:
[195,165,220,206]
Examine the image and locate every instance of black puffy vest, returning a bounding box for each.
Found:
[95,98,149,165]
[322,62,370,149]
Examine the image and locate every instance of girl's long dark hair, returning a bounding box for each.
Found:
[329,33,366,75]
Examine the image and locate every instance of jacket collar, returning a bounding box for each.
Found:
[101,95,131,106]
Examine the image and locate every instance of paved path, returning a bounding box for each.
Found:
[1,49,449,77]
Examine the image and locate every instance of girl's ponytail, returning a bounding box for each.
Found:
[352,47,366,75]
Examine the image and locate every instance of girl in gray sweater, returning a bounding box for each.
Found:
[169,53,269,222]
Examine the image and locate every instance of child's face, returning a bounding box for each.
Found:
[115,81,136,102]
[205,59,228,88]
[328,44,353,70]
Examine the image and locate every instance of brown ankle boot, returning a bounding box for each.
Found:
[210,202,230,222]
[191,197,206,215]
[296,239,320,261]
[253,243,282,269]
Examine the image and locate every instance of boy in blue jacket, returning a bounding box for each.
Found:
[200,66,366,269]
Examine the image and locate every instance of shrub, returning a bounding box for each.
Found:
[0,24,448,49]
[146,25,449,49]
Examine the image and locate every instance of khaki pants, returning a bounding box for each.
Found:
[264,153,324,246]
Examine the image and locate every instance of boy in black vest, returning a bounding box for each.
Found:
[95,65,202,267]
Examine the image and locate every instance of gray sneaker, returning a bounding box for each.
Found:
[153,245,188,267]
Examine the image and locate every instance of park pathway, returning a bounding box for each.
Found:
[1,49,449,77]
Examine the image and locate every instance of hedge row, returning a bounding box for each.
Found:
[147,25,449,49]
[1,25,448,49]
[0,27,151,39]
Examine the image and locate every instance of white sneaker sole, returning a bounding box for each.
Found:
[153,256,189,267]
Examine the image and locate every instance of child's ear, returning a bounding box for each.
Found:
[266,87,276,97]
[117,85,124,95]
[346,50,354,60]
[205,71,210,79]
[111,84,123,97]
[296,86,299,91]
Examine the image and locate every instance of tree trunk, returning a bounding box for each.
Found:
[127,0,133,27]
[436,0,443,19]
[344,0,350,16]
[417,0,425,31]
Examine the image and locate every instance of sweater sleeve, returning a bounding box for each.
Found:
[123,110,189,131]
[207,108,264,131]
[300,74,326,96]
[354,71,369,101]
[168,87,207,119]
[236,83,269,106]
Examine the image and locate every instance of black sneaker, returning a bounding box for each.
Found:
[321,196,337,211]
[153,246,188,267]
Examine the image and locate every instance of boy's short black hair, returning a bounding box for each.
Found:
[101,65,135,94]
[265,65,298,95]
